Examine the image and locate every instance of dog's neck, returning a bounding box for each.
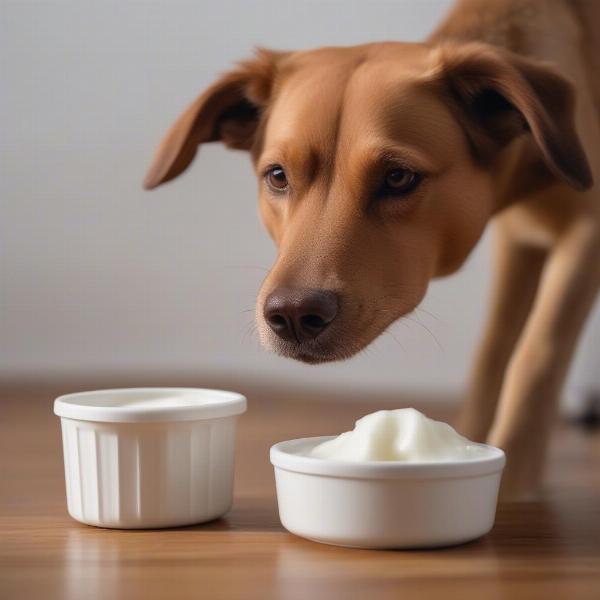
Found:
[429,0,543,54]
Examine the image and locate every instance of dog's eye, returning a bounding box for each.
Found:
[265,166,288,191]
[383,168,421,196]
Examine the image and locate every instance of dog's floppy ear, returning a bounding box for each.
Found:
[144,48,285,190]
[429,43,592,190]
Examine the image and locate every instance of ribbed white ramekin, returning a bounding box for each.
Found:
[54,388,246,529]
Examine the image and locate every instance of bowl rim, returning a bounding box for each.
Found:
[54,387,247,423]
[270,436,506,480]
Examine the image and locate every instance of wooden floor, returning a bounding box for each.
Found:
[1,380,599,600]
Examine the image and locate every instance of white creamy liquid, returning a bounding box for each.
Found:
[309,408,489,462]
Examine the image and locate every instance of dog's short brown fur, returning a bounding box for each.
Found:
[144,0,599,499]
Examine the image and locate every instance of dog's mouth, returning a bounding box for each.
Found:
[256,308,393,364]
[265,334,364,364]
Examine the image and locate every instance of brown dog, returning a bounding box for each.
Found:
[144,0,599,499]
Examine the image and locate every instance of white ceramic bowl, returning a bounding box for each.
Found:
[54,388,246,529]
[271,436,505,549]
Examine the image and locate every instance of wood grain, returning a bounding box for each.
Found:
[1,380,599,600]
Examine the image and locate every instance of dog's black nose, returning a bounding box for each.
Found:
[264,287,339,343]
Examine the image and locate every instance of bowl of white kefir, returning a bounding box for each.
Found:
[270,408,505,549]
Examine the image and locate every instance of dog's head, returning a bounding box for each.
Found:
[144,42,591,363]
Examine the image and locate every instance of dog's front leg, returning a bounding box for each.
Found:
[459,219,547,442]
[487,223,600,500]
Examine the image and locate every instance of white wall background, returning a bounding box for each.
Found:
[2,0,598,396]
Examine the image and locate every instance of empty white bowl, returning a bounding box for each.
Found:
[271,436,505,549]
[54,388,246,529]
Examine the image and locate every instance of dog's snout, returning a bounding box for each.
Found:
[264,287,339,343]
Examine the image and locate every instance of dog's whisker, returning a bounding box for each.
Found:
[411,313,442,346]
[241,325,252,345]
[383,329,406,352]
[404,315,443,350]
[241,318,259,345]
[414,306,442,322]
